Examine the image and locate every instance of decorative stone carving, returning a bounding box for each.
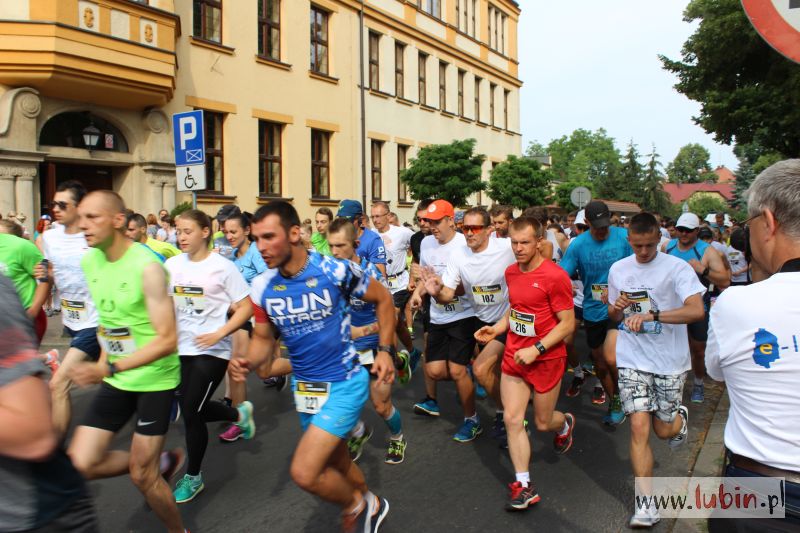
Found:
[143,108,168,133]
[84,8,95,28]
[18,92,41,119]
[0,87,41,137]
[0,166,37,178]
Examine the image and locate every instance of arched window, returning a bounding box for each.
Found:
[39,112,129,152]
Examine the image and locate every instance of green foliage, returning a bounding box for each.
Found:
[170,202,192,218]
[524,141,549,157]
[547,128,622,184]
[666,143,712,183]
[400,138,486,206]
[732,142,784,209]
[603,141,643,202]
[487,156,551,209]
[639,146,672,214]
[553,179,593,210]
[688,195,729,219]
[660,0,800,156]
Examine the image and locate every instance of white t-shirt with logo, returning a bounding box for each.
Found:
[378,224,413,293]
[420,233,475,325]
[706,273,800,471]
[442,237,515,324]
[608,252,706,374]
[165,252,250,359]
[726,246,748,283]
[41,224,98,330]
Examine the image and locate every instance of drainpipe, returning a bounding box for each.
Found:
[359,0,367,209]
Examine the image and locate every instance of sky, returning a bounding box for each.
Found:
[517,1,739,170]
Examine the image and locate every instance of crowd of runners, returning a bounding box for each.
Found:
[0,172,766,532]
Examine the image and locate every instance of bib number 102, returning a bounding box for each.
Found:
[480,294,495,304]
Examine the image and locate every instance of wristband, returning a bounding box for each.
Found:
[107,362,118,377]
[650,309,660,322]
[377,344,396,356]
[534,341,547,355]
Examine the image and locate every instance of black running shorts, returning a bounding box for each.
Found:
[81,382,175,436]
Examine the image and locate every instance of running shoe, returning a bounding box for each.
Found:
[413,397,440,417]
[491,412,507,440]
[263,375,288,391]
[43,349,60,374]
[395,350,411,385]
[385,438,406,465]
[668,406,689,449]
[629,505,661,528]
[505,481,540,511]
[409,347,422,374]
[691,381,704,403]
[347,425,373,462]
[603,395,626,426]
[235,400,256,439]
[174,474,204,504]
[342,494,375,533]
[408,326,415,340]
[591,386,607,405]
[566,375,585,398]
[553,413,575,454]
[219,424,243,442]
[160,448,185,481]
[262,376,280,387]
[453,419,483,443]
[475,382,488,400]
[370,496,390,532]
[581,361,595,375]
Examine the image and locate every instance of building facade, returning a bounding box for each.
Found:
[0,0,521,232]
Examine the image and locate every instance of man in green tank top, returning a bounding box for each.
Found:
[66,190,186,533]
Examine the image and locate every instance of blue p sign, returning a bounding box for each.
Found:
[172,110,205,166]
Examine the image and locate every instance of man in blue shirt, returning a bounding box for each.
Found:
[337,200,387,277]
[559,201,632,425]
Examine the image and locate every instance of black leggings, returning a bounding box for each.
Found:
[179,355,238,476]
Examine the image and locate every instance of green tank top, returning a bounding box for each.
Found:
[81,243,180,392]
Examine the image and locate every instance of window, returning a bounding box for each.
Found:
[457,69,465,116]
[438,61,447,110]
[419,0,441,19]
[490,82,496,125]
[504,89,510,129]
[397,145,409,202]
[258,0,280,60]
[193,0,221,43]
[418,52,427,105]
[369,32,380,90]
[258,121,282,196]
[203,111,224,192]
[371,141,382,200]
[457,0,476,37]
[471,0,477,37]
[311,129,330,198]
[487,6,507,53]
[395,42,405,98]
[310,6,329,74]
[474,76,481,122]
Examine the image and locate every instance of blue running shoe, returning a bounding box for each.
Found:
[603,395,626,426]
[475,382,488,400]
[453,419,483,443]
[413,397,440,417]
[691,382,704,404]
[409,348,422,374]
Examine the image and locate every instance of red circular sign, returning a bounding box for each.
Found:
[742,0,800,63]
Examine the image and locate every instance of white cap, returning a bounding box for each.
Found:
[676,212,700,230]
[575,209,587,225]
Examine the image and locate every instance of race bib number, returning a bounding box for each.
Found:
[386,275,397,290]
[436,296,464,314]
[98,326,137,356]
[509,309,536,337]
[294,381,331,414]
[357,349,375,366]
[472,284,502,306]
[622,290,653,317]
[591,284,608,302]
[61,299,88,325]
[174,285,206,314]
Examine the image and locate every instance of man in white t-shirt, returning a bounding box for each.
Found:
[410,200,481,443]
[490,205,514,239]
[706,160,800,530]
[607,212,706,528]
[423,207,516,445]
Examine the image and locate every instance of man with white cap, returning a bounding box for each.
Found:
[661,212,730,403]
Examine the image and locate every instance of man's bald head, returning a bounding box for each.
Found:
[82,190,126,215]
[78,190,129,249]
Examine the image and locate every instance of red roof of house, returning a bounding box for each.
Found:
[662,182,734,203]
[595,199,641,214]
[711,166,735,183]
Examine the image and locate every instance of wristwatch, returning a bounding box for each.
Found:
[701,266,710,278]
[534,341,547,355]
[377,344,396,356]
[107,362,118,377]
[650,309,660,322]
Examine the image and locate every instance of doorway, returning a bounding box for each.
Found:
[40,162,114,212]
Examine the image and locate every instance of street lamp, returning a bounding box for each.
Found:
[82,122,101,148]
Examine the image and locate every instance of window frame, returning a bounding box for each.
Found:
[202,110,225,193]
[504,89,510,129]
[258,120,282,197]
[371,140,383,201]
[310,5,330,75]
[489,82,496,126]
[193,0,222,43]
[369,31,380,90]
[258,0,281,61]
[419,0,441,19]
[457,69,465,117]
[418,52,428,105]
[311,129,331,198]
[474,76,481,122]
[438,61,447,110]
[397,144,409,202]
[395,41,405,98]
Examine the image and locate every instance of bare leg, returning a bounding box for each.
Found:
[49,347,89,438]
[68,426,130,480]
[472,341,503,408]
[129,433,185,533]
[689,338,706,380]
[449,362,476,417]
[502,374,532,475]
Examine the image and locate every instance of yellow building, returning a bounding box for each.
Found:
[0,0,521,231]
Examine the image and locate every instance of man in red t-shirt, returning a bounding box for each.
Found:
[475,216,576,512]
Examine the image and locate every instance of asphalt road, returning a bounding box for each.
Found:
[44,318,723,533]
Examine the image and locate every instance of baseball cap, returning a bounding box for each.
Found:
[337,199,364,219]
[574,209,587,226]
[424,200,455,221]
[584,201,610,228]
[216,204,241,222]
[697,227,713,240]
[676,212,700,230]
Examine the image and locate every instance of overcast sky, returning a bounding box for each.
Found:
[518,1,739,170]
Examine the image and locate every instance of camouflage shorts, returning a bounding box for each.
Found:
[618,368,687,423]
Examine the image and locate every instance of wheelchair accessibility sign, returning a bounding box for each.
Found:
[173,110,207,192]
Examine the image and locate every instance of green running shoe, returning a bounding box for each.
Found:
[385,438,407,464]
[347,425,373,462]
[174,474,204,504]
[235,400,256,439]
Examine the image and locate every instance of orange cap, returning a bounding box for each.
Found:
[425,199,455,220]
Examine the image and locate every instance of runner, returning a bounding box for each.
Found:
[41,181,102,437]
[475,216,576,511]
[662,212,730,403]
[126,213,181,260]
[337,200,387,277]
[165,210,255,503]
[423,207,515,445]
[66,190,186,533]
[328,218,407,465]
[229,201,393,532]
[559,200,632,425]
[607,213,706,527]
[409,200,481,442]
[312,207,334,256]
[490,205,514,239]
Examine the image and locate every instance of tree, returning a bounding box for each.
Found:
[170,201,192,218]
[400,138,486,206]
[665,143,711,183]
[688,194,729,219]
[639,146,672,214]
[660,0,800,156]
[487,156,551,209]
[601,140,643,202]
[547,128,622,184]
[732,141,783,210]
[524,141,548,158]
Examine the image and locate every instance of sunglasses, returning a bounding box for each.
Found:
[463,224,486,234]
[420,218,444,225]
[50,200,72,210]
[676,227,696,233]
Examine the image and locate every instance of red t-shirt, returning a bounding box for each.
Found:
[504,259,574,361]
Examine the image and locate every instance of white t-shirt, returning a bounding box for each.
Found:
[546,228,561,261]
[442,237,515,323]
[726,246,748,283]
[710,241,727,254]
[420,233,475,325]
[706,273,800,471]
[41,224,98,330]
[608,252,706,374]
[165,252,250,359]
[378,224,413,293]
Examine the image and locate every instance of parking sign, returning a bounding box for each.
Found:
[172,110,205,167]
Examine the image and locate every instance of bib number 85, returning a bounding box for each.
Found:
[629,302,642,313]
